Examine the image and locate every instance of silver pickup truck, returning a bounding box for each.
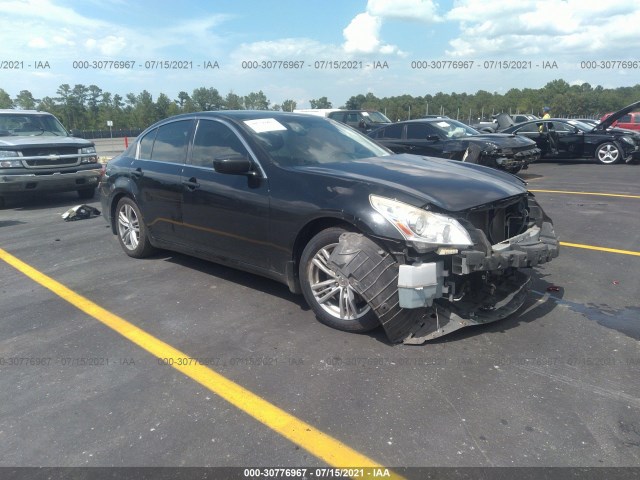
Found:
[0,110,100,208]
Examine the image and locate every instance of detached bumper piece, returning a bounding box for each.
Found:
[328,219,559,344]
[328,233,424,343]
[403,270,531,344]
[454,221,559,274]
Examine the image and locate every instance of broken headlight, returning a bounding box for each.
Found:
[370,195,473,250]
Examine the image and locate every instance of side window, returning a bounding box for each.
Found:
[346,113,360,125]
[406,124,431,139]
[191,120,249,168]
[379,123,403,139]
[329,113,344,122]
[634,115,640,124]
[150,120,192,163]
[517,123,541,133]
[138,128,157,159]
[619,114,632,123]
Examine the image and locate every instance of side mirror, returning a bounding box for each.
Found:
[213,154,255,176]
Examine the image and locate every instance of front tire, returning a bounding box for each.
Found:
[299,228,379,333]
[595,142,621,164]
[115,197,155,258]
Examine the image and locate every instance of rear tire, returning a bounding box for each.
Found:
[299,227,379,333]
[115,197,155,258]
[595,142,621,164]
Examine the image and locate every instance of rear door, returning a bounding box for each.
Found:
[131,119,193,244]
[180,118,271,269]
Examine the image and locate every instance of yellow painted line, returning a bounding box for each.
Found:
[560,242,640,257]
[0,247,401,478]
[530,189,640,199]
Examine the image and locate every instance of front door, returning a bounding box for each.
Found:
[180,119,271,270]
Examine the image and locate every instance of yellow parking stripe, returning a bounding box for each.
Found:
[530,189,640,199]
[0,247,401,478]
[560,242,640,257]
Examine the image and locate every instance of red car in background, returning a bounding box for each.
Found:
[600,110,640,131]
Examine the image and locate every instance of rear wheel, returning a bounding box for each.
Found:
[115,197,155,258]
[595,142,621,164]
[299,228,379,333]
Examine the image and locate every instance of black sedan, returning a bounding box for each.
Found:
[368,118,540,174]
[501,101,640,164]
[100,111,558,344]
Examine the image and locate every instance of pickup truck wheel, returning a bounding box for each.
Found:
[77,187,96,200]
[595,142,621,164]
[115,197,155,258]
[299,228,379,333]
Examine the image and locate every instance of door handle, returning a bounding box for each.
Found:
[182,177,200,190]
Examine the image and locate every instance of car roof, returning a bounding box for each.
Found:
[0,109,53,115]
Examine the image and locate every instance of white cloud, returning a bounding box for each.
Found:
[343,13,382,54]
[85,35,126,56]
[27,37,48,48]
[342,12,401,55]
[367,0,442,22]
[445,0,640,57]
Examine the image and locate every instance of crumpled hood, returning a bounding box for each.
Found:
[294,154,527,212]
[596,100,640,131]
[0,136,93,148]
[464,133,538,149]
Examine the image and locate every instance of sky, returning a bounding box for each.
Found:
[1,0,640,108]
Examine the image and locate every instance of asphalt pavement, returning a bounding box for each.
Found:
[1,160,639,478]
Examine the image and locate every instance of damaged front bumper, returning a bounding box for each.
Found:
[329,220,559,344]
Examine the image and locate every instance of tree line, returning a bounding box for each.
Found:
[1,79,638,130]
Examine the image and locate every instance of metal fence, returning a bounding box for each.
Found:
[71,128,144,139]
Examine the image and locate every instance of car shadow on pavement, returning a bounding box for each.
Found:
[160,252,311,311]
[4,192,100,211]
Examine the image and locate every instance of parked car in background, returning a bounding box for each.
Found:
[327,110,392,133]
[368,118,540,174]
[600,110,640,131]
[473,113,539,133]
[100,111,558,344]
[502,102,640,164]
[0,110,99,208]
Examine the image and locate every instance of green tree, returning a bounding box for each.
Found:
[224,91,244,110]
[0,88,13,108]
[281,99,296,112]
[14,90,38,110]
[244,90,269,110]
[310,96,332,108]
[191,87,223,111]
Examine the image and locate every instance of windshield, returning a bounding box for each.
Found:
[242,115,391,167]
[429,119,480,138]
[0,113,68,136]
[364,111,392,124]
[566,120,592,132]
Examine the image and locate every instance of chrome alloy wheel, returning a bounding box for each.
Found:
[307,244,371,320]
[596,143,620,164]
[117,203,141,251]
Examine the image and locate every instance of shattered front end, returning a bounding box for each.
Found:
[329,194,559,344]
